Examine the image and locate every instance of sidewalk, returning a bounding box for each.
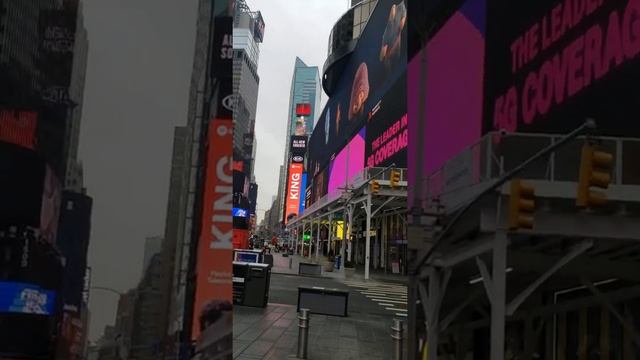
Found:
[270,252,407,284]
[233,303,396,360]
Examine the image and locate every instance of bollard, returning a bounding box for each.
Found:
[297,308,310,359]
[391,319,404,360]
[289,257,293,269]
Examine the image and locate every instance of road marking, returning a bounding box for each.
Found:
[396,313,408,317]
[361,291,407,298]
[386,307,408,312]
[368,298,407,304]
[344,280,408,315]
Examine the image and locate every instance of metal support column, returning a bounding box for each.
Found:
[340,207,347,274]
[316,216,321,261]
[490,230,508,360]
[297,223,302,255]
[309,218,314,259]
[382,215,388,271]
[328,213,334,257]
[365,193,372,280]
[347,205,354,262]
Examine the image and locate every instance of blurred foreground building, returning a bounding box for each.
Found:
[0,0,92,358]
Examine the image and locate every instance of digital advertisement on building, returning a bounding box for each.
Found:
[290,135,307,163]
[0,143,48,231]
[285,163,304,224]
[0,110,38,150]
[485,0,640,136]
[192,119,233,342]
[408,0,640,207]
[307,0,407,207]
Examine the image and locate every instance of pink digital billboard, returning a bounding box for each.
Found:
[327,128,366,196]
[408,0,486,207]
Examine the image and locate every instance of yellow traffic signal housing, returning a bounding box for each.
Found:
[390,169,401,188]
[576,143,613,208]
[508,179,535,230]
[370,180,380,194]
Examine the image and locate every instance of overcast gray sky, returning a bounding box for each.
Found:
[246,0,348,222]
[80,0,347,343]
[81,0,197,341]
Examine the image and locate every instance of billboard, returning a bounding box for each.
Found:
[284,163,304,224]
[0,281,56,315]
[308,0,407,181]
[328,128,366,196]
[299,173,307,216]
[0,110,37,149]
[56,191,92,313]
[0,143,47,230]
[408,0,486,179]
[39,9,76,90]
[484,0,640,136]
[296,103,312,116]
[290,135,307,163]
[232,208,249,218]
[365,76,408,168]
[192,119,233,341]
[211,16,233,79]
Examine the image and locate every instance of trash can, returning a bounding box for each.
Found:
[334,255,341,270]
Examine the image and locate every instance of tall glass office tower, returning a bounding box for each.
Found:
[275,57,322,223]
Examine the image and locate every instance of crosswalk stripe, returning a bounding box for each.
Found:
[368,298,407,304]
[385,307,408,312]
[361,291,407,296]
[344,280,408,315]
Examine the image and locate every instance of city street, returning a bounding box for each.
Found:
[232,254,408,359]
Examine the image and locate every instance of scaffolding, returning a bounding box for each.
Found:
[287,167,408,279]
[408,129,640,359]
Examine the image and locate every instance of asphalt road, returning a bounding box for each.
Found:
[267,273,400,318]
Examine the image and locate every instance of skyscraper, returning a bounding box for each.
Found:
[233,0,263,180]
[0,0,58,105]
[275,57,321,223]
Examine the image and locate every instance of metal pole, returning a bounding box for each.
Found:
[392,319,404,360]
[315,217,321,261]
[347,206,354,262]
[328,213,334,258]
[490,230,508,360]
[365,193,372,280]
[297,309,310,359]
[340,206,348,274]
[309,218,314,260]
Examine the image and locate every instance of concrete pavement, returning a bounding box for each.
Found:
[232,271,407,359]
[233,303,397,360]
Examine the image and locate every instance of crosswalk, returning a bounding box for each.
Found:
[343,279,408,318]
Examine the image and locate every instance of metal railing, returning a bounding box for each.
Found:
[417,131,640,211]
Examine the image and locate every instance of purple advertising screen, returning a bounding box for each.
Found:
[408,0,486,177]
[327,128,366,196]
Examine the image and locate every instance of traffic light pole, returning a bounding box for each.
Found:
[412,119,597,274]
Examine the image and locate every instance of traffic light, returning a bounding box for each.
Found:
[508,179,535,230]
[390,169,401,188]
[576,143,613,208]
[370,180,380,194]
